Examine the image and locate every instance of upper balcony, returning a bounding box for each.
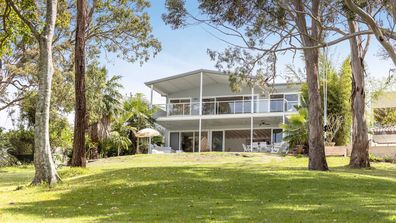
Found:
[154,98,299,117]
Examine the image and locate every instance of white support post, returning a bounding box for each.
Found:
[267,93,271,112]
[192,132,195,152]
[250,116,253,149]
[199,72,203,115]
[166,95,170,116]
[198,72,203,153]
[150,84,154,109]
[198,119,202,153]
[251,87,254,113]
[282,115,286,142]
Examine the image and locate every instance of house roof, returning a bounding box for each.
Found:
[145,69,301,96]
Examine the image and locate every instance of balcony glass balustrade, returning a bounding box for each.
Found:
[158,98,298,116]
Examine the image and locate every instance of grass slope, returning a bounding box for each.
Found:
[1,153,396,223]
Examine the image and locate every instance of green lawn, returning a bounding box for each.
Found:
[1,153,396,223]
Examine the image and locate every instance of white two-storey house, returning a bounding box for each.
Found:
[146,69,301,152]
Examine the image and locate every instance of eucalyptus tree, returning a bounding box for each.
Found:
[341,0,396,167]
[4,0,60,185]
[71,0,161,167]
[72,0,87,167]
[345,0,396,67]
[346,13,371,167]
[163,0,377,170]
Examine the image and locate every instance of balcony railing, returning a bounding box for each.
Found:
[156,99,299,117]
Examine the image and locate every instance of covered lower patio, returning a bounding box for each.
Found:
[158,116,285,152]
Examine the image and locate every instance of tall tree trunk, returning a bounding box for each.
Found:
[32,0,59,185]
[72,0,87,167]
[294,0,328,170]
[348,20,370,168]
[305,48,329,170]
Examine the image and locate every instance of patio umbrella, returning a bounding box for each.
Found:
[135,128,161,153]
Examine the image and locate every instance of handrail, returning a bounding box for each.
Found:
[154,98,299,116]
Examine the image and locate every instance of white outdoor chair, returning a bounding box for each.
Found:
[279,142,290,154]
[271,142,282,153]
[259,142,270,152]
[251,142,259,152]
[242,144,252,152]
[271,142,290,154]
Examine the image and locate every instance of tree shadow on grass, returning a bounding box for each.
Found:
[0,170,33,190]
[3,165,396,222]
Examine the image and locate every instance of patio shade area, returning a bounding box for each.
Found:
[169,128,283,152]
[225,129,274,152]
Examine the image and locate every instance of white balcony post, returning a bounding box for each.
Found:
[150,84,153,109]
[200,72,203,115]
[198,71,203,152]
[267,94,271,112]
[251,87,254,113]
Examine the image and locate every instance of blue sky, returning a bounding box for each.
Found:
[1,0,394,129]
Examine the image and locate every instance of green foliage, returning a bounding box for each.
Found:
[335,59,353,146]
[0,1,33,56]
[17,91,74,150]
[301,57,352,146]
[87,0,161,63]
[3,128,34,156]
[123,93,156,130]
[121,93,157,154]
[86,63,123,125]
[280,107,308,149]
[374,108,396,127]
[101,132,132,157]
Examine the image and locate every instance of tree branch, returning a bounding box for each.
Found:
[6,0,40,38]
[345,0,396,67]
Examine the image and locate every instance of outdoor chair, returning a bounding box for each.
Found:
[271,142,282,153]
[242,144,252,152]
[251,142,259,152]
[259,142,271,152]
[271,142,290,154]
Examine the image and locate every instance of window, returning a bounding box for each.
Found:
[169,98,191,115]
[284,94,299,112]
[270,94,284,112]
[272,129,283,143]
[211,131,224,152]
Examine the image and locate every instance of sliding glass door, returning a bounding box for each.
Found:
[194,131,209,152]
[211,131,224,152]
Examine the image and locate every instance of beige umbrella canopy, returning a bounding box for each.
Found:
[135,128,161,138]
[135,128,161,153]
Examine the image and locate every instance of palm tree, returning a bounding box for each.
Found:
[86,64,123,158]
[123,93,156,154]
[280,107,309,153]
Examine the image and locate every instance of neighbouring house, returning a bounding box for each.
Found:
[371,91,396,145]
[146,69,301,152]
